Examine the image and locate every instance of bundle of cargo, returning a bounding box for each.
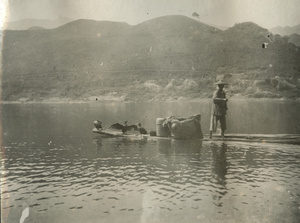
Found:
[159,114,203,139]
[156,118,172,137]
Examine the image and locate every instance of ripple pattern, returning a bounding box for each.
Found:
[1,138,300,223]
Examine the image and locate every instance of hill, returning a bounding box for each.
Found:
[269,24,300,36]
[27,26,45,30]
[288,34,300,47]
[2,15,300,102]
[4,17,73,30]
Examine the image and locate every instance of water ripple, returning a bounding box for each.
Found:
[2,136,300,223]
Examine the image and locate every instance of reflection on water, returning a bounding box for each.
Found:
[1,102,300,223]
[211,143,228,209]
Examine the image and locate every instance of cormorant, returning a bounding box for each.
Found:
[93,120,103,130]
[110,121,137,134]
[137,123,147,135]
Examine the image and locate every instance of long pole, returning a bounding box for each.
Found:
[209,103,215,139]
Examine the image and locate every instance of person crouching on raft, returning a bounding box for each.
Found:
[210,79,228,138]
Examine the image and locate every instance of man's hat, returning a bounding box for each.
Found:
[214,79,228,85]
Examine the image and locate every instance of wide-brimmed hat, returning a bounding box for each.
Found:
[214,79,228,85]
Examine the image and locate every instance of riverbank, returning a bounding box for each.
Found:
[1,95,300,104]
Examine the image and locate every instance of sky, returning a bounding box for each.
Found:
[1,0,300,29]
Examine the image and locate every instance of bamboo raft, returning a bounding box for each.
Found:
[93,128,300,145]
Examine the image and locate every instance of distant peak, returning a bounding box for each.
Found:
[228,21,268,32]
[135,14,216,31]
[137,14,202,25]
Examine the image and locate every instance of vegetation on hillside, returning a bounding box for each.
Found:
[288,34,300,47]
[2,15,300,102]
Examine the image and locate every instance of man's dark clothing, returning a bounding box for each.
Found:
[212,89,228,131]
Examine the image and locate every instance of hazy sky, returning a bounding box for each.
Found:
[2,0,300,29]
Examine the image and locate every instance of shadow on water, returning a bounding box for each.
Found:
[93,136,204,162]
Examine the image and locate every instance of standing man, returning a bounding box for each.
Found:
[210,79,228,139]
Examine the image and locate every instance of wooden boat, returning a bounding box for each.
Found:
[93,128,300,145]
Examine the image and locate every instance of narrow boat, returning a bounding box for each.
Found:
[93,128,300,145]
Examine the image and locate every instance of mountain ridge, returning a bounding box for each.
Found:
[4,17,73,30]
[2,15,300,102]
[269,24,300,36]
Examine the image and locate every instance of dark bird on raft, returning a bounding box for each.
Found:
[93,120,103,130]
[110,121,138,134]
[137,123,147,135]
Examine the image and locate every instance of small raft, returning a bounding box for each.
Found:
[93,128,300,145]
[93,128,161,140]
[204,133,300,144]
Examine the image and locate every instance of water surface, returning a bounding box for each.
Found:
[1,100,300,223]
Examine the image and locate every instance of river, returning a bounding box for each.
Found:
[1,100,300,223]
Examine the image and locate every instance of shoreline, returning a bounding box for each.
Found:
[1,96,299,104]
